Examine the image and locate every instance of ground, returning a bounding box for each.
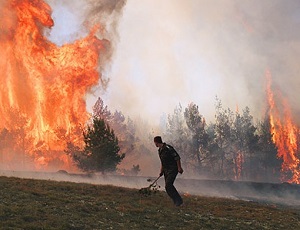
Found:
[0,176,299,229]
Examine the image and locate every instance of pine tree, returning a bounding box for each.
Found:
[69,117,125,174]
[184,102,209,173]
[165,104,190,169]
[213,97,234,178]
[231,107,259,180]
[92,97,137,161]
[92,97,112,122]
[256,115,282,182]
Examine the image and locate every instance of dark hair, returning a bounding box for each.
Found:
[154,136,163,143]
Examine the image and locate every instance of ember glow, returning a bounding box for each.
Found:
[0,0,108,171]
[266,69,300,184]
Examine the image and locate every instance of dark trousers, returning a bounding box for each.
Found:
[164,170,183,205]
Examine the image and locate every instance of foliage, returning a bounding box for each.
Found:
[0,94,288,182]
[256,114,282,182]
[131,164,141,175]
[163,97,285,182]
[67,117,125,173]
[72,96,286,182]
[231,106,260,180]
[164,104,191,169]
[184,102,210,173]
[119,164,141,176]
[213,97,235,178]
[92,97,112,122]
[92,97,141,168]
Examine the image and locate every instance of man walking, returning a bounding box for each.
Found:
[154,136,183,206]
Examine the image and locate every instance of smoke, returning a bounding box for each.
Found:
[1,170,299,207]
[97,0,300,125]
[47,0,127,89]
[47,0,126,42]
[2,1,300,207]
[46,0,300,124]
[44,0,300,177]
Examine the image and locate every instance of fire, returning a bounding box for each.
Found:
[183,191,191,197]
[265,69,300,183]
[0,0,107,171]
[234,151,244,180]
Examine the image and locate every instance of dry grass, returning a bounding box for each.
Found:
[0,176,299,230]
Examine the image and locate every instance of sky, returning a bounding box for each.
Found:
[47,0,300,125]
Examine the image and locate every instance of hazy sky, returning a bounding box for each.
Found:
[47,0,300,125]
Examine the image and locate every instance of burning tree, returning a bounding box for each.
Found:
[66,117,125,174]
[231,107,260,180]
[256,115,282,183]
[0,0,126,171]
[265,69,300,183]
[162,96,292,183]
[0,108,37,170]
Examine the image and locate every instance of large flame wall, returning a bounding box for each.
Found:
[0,0,107,171]
[266,69,300,184]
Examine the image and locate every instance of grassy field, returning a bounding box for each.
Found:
[0,176,299,230]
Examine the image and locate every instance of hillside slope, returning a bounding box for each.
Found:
[0,176,299,230]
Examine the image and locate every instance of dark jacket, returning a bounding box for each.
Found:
[158,143,180,172]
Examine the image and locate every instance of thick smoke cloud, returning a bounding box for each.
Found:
[46,0,300,124]
[47,0,126,89]
[47,0,126,41]
[100,0,300,125]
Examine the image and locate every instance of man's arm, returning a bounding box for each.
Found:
[159,164,164,176]
[176,159,183,174]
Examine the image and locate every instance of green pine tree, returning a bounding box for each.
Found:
[70,117,125,174]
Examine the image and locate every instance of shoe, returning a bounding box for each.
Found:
[175,200,183,207]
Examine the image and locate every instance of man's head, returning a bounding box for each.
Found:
[154,136,163,147]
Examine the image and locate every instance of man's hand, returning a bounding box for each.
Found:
[178,167,183,174]
[176,160,183,174]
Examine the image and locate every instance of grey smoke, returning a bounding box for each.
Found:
[43,0,300,178]
[1,170,299,208]
[46,0,127,89]
[99,0,300,125]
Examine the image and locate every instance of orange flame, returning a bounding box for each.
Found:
[0,0,107,171]
[265,69,300,184]
[234,151,244,180]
